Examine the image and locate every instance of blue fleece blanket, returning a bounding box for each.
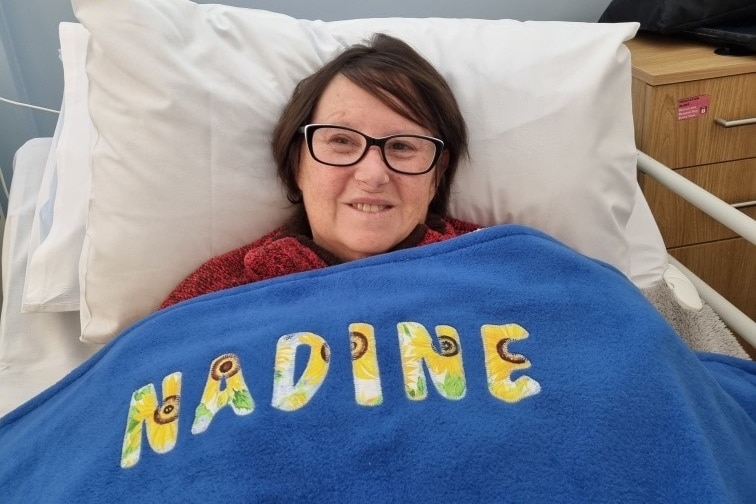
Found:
[1,225,754,503]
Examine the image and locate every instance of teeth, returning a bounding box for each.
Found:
[353,203,387,213]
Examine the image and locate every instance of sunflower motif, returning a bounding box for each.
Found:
[299,333,330,387]
[272,332,330,411]
[351,331,369,360]
[192,354,254,435]
[481,324,541,403]
[121,372,182,468]
[211,353,240,380]
[350,327,379,379]
[349,323,382,406]
[432,326,466,400]
[438,335,459,357]
[154,395,180,424]
[397,322,466,400]
[397,322,428,399]
[426,326,465,379]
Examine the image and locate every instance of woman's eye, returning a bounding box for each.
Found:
[325,134,360,150]
[387,139,419,155]
[330,135,353,145]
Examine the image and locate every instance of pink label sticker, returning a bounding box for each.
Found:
[677,94,710,121]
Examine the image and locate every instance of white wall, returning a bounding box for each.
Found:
[0,0,613,208]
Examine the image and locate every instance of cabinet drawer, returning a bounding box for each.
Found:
[636,72,756,168]
[640,157,756,247]
[670,238,756,322]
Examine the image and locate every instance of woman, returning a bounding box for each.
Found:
[161,34,478,308]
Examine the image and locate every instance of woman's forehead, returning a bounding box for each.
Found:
[313,74,428,134]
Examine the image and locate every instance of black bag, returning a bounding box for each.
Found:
[598,0,756,33]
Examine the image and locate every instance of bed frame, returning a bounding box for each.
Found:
[637,151,756,349]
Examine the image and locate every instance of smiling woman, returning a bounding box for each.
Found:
[295,75,440,261]
[160,33,479,308]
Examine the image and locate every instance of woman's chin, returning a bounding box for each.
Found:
[336,236,400,261]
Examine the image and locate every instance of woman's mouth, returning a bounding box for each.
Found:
[351,203,390,213]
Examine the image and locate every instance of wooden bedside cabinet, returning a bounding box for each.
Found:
[626,33,756,323]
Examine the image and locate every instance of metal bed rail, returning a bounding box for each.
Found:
[636,151,756,349]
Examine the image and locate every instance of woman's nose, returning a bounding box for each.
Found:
[353,146,390,187]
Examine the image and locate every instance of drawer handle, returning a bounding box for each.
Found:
[714,116,756,128]
[733,200,756,210]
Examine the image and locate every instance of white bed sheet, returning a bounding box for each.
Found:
[0,138,100,417]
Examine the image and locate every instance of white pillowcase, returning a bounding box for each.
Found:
[22,22,92,312]
[626,182,668,289]
[69,0,639,343]
[0,138,99,417]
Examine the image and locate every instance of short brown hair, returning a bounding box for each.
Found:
[271,33,468,216]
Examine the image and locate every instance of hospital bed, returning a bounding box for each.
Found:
[0,0,754,501]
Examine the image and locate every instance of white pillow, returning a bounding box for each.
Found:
[626,181,668,289]
[22,22,92,312]
[72,0,639,343]
[21,107,65,309]
[0,138,99,417]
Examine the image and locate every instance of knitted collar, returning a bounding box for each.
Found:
[278,212,446,266]
[241,213,446,282]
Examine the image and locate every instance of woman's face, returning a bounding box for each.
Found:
[297,74,440,261]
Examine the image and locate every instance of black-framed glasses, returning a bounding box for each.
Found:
[299,124,444,175]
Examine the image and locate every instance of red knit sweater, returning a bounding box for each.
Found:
[160,215,478,309]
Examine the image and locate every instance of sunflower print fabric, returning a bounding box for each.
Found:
[481,324,541,403]
[191,353,254,434]
[121,372,182,468]
[350,323,383,406]
[272,332,331,411]
[397,322,466,400]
